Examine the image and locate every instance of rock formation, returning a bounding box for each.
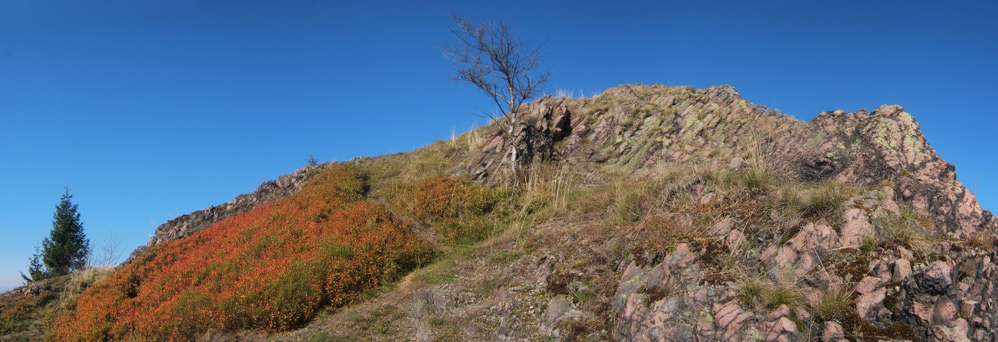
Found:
[465,84,996,341]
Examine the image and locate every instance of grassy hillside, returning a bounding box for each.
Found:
[0,268,112,342]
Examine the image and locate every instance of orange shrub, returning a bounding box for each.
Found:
[50,166,432,341]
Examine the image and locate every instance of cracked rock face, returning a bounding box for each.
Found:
[778,104,995,238]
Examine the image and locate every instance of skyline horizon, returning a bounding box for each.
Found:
[2,0,995,292]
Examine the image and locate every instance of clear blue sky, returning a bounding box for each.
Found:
[1,0,995,292]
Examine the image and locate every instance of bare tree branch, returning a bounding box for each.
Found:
[445,15,549,181]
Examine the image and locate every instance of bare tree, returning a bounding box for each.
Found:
[86,229,123,268]
[445,15,549,181]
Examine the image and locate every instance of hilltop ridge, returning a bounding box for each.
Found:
[130,83,995,263]
[5,84,996,341]
[469,84,993,237]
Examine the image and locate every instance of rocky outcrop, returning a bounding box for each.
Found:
[471,84,995,240]
[779,104,996,238]
[468,101,574,181]
[464,84,996,341]
[124,164,326,263]
[469,84,801,181]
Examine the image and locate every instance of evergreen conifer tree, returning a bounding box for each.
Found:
[22,188,89,282]
[21,247,47,283]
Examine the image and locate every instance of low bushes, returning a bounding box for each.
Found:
[398,176,503,244]
[51,166,432,341]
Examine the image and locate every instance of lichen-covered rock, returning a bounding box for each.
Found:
[538,295,582,338]
[762,220,839,281]
[778,104,996,238]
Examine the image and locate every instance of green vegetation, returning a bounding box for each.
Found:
[739,165,773,191]
[306,331,352,342]
[738,279,765,307]
[22,189,90,283]
[763,286,803,309]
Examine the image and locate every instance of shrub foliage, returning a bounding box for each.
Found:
[401,176,501,244]
[51,166,432,341]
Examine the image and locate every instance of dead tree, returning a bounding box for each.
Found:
[445,15,549,182]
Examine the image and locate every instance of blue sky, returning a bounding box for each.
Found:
[1,0,995,292]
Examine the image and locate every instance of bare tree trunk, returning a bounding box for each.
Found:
[509,119,518,184]
[508,84,519,185]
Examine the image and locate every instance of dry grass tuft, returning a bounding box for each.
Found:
[780,182,852,220]
[737,279,803,310]
[60,267,114,307]
[813,287,852,321]
[875,208,933,255]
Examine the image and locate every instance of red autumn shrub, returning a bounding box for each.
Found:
[50,165,432,341]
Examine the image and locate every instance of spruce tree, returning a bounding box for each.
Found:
[21,247,47,283]
[22,188,89,282]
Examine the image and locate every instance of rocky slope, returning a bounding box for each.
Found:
[452,84,997,341]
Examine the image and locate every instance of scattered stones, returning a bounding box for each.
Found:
[761,221,838,281]
[856,287,887,321]
[761,305,797,342]
[855,276,885,294]
[959,300,977,318]
[614,243,711,341]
